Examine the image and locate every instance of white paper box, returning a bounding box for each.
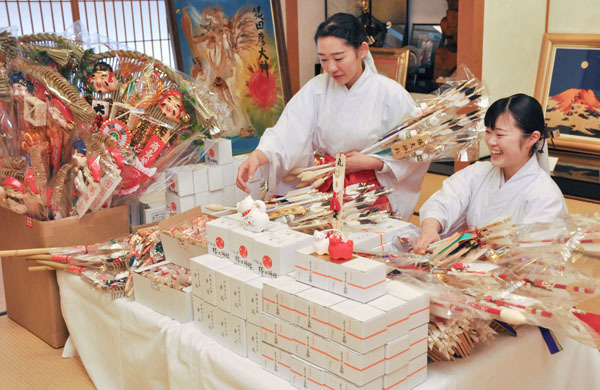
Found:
[254,230,313,279]
[326,340,385,386]
[167,165,195,196]
[202,300,217,334]
[329,257,386,303]
[204,137,233,166]
[190,254,231,304]
[215,264,246,311]
[325,372,383,390]
[407,323,428,361]
[223,185,236,207]
[328,300,387,354]
[194,192,210,211]
[222,163,235,187]
[246,321,262,364]
[228,313,247,357]
[346,230,388,252]
[229,269,259,319]
[192,164,209,193]
[208,164,224,191]
[261,342,292,381]
[140,203,166,225]
[294,287,346,338]
[206,217,240,260]
[229,223,286,271]
[406,353,427,389]
[192,295,206,331]
[385,280,430,330]
[384,364,408,390]
[232,154,246,173]
[213,306,230,346]
[159,208,213,268]
[295,245,331,291]
[263,275,311,323]
[260,313,295,353]
[293,326,329,369]
[369,294,411,341]
[289,355,325,390]
[245,276,269,325]
[132,272,192,323]
[385,333,410,374]
[208,189,225,206]
[166,191,195,215]
[235,186,248,204]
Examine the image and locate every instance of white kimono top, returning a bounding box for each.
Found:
[420,154,569,235]
[257,64,430,220]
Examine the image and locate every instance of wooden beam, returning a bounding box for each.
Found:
[457,0,484,79]
[285,0,300,94]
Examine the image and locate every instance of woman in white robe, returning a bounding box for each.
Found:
[236,13,429,220]
[414,93,568,253]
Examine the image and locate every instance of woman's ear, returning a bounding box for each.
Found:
[525,130,541,149]
[357,41,369,61]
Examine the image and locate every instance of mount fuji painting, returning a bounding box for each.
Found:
[543,47,600,151]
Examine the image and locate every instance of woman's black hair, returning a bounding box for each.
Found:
[484,93,546,153]
[314,13,366,49]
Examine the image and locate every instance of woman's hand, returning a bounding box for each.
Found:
[413,218,442,254]
[236,150,269,193]
[344,151,384,174]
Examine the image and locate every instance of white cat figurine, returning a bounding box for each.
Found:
[313,230,330,255]
[237,195,270,233]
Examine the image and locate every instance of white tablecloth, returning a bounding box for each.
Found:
[57,272,600,390]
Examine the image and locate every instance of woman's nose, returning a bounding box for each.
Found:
[327,62,337,73]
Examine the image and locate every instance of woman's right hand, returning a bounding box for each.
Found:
[413,218,442,254]
[236,149,268,193]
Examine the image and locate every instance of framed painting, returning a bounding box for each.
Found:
[534,33,600,155]
[168,0,291,153]
[370,47,409,87]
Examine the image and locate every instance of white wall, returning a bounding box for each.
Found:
[548,0,600,34]
[410,0,447,24]
[298,1,325,87]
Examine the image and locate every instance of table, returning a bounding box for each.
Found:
[57,272,600,390]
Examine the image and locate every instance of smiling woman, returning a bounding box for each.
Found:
[413,94,569,254]
[235,13,431,220]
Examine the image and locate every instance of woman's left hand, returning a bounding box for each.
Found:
[344,151,384,174]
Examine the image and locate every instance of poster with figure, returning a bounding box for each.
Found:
[169,0,290,153]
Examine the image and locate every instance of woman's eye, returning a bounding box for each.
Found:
[335,58,343,61]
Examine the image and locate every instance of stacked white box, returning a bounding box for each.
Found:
[324,372,383,390]
[294,287,346,338]
[295,245,331,291]
[385,280,430,330]
[260,313,295,353]
[407,323,428,361]
[293,326,329,368]
[208,165,224,191]
[228,313,247,357]
[289,355,325,390]
[254,229,313,278]
[245,276,270,325]
[262,275,311,323]
[261,342,292,382]
[132,272,193,323]
[246,321,262,364]
[329,257,386,303]
[369,294,411,341]
[206,217,240,259]
[327,300,388,354]
[383,364,408,390]
[406,352,427,389]
[204,138,233,166]
[229,222,286,271]
[384,333,410,375]
[229,269,260,319]
[166,190,195,215]
[214,306,230,346]
[192,164,209,193]
[190,254,231,305]
[167,165,195,196]
[326,340,385,386]
[215,264,247,311]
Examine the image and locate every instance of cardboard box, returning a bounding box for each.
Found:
[132,272,193,323]
[159,207,213,268]
[289,355,325,390]
[0,205,129,348]
[328,300,388,354]
[407,323,428,361]
[293,326,329,368]
[246,321,262,364]
[325,372,383,390]
[190,254,231,305]
[245,276,269,325]
[167,165,195,196]
[192,164,209,193]
[165,190,195,215]
[406,353,427,389]
[326,340,385,386]
[385,333,410,374]
[204,137,233,166]
[206,217,240,260]
[295,245,331,291]
[294,287,346,338]
[383,364,408,390]
[262,275,311,323]
[369,294,411,341]
[330,257,386,303]
[215,264,247,311]
[229,269,259,319]
[228,313,247,357]
[140,203,167,225]
[254,230,313,279]
[385,280,430,330]
[261,342,292,381]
